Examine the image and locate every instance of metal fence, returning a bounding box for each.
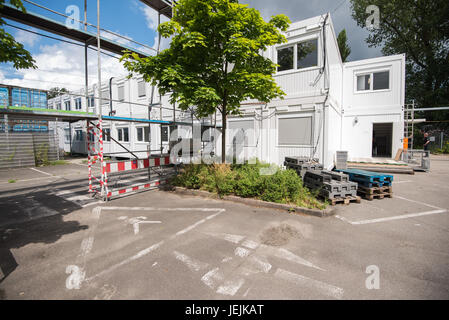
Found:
[402,149,430,172]
[431,131,449,152]
[0,131,59,169]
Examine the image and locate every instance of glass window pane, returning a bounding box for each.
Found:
[278,117,312,145]
[277,46,294,72]
[373,71,389,90]
[297,39,318,69]
[124,128,129,142]
[137,128,143,141]
[357,75,370,91]
[144,127,150,142]
[138,81,146,97]
[118,86,125,101]
[118,128,122,141]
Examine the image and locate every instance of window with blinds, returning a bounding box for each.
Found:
[228,120,254,146]
[118,86,125,101]
[278,117,312,145]
[137,81,146,97]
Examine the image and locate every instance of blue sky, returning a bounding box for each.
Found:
[0,0,382,91]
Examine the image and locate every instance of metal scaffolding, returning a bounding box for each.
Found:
[0,0,219,201]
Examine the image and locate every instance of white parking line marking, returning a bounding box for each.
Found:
[216,278,245,296]
[242,239,259,249]
[88,241,165,282]
[274,268,344,299]
[173,251,209,272]
[263,246,325,271]
[247,256,272,273]
[101,207,224,212]
[66,206,102,290]
[85,208,225,282]
[394,195,443,210]
[234,247,250,258]
[82,201,102,208]
[335,194,447,225]
[393,180,412,184]
[30,167,59,178]
[204,232,245,244]
[336,209,447,225]
[201,267,224,289]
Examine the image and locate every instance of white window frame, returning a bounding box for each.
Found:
[275,35,320,75]
[117,127,129,142]
[102,128,111,142]
[64,128,70,143]
[276,113,314,147]
[75,97,82,110]
[136,126,150,143]
[88,95,95,108]
[354,68,391,94]
[75,129,84,142]
[64,100,71,111]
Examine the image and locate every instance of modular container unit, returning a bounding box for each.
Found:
[0,87,8,106]
[29,90,47,108]
[11,87,29,107]
[9,87,47,108]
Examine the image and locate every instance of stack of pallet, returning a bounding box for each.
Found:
[336,168,393,200]
[303,170,361,205]
[284,156,323,178]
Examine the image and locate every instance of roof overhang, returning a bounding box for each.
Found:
[139,0,174,19]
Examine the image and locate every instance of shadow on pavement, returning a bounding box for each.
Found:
[0,188,88,293]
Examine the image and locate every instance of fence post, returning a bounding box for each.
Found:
[4,115,9,152]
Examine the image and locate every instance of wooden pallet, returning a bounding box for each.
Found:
[358,185,393,195]
[358,191,393,201]
[320,195,361,206]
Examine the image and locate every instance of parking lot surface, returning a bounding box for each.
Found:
[0,156,448,299]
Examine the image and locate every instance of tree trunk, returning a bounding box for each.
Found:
[221,108,227,164]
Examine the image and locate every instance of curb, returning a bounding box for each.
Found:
[164,186,335,218]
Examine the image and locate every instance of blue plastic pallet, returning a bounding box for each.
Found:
[335,168,393,188]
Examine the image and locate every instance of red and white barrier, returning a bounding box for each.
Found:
[105,156,170,173]
[106,179,166,198]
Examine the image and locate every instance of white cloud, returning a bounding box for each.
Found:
[15,28,39,47]
[140,2,171,50]
[1,42,128,92]
[143,6,160,30]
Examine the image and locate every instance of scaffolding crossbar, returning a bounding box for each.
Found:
[0,3,150,58]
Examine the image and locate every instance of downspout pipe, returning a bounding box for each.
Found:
[109,77,114,116]
[321,13,329,168]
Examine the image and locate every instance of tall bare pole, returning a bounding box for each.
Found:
[96,0,105,198]
[84,0,88,114]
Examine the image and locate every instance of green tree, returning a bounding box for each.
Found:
[121,0,290,163]
[0,0,36,69]
[337,29,351,62]
[47,87,68,99]
[350,0,449,124]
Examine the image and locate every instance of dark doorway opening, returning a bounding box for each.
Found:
[372,123,393,158]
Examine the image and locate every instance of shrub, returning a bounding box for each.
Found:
[171,161,326,209]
